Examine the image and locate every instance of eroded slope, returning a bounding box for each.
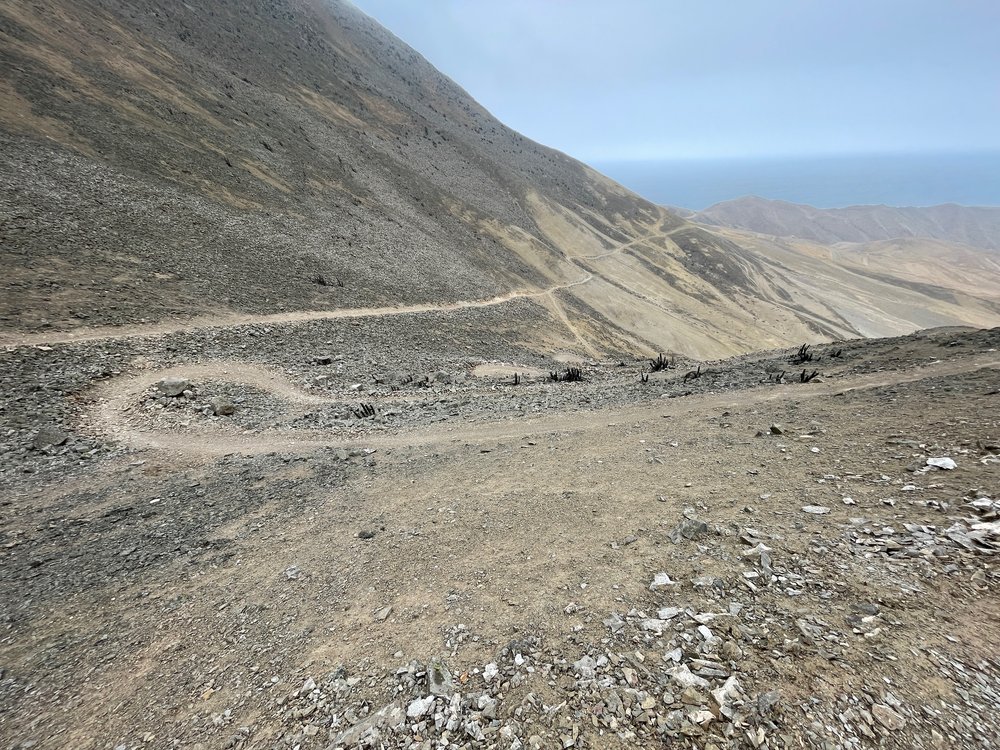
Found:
[5,0,998,358]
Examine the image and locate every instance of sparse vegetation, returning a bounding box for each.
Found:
[791,343,814,364]
[550,367,584,382]
[649,353,673,372]
[352,402,376,418]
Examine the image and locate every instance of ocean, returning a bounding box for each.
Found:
[591,152,1000,211]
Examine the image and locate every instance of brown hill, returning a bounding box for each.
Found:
[695,196,1000,250]
[2,0,998,361]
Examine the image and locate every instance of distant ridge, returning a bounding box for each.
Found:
[695,196,1000,251]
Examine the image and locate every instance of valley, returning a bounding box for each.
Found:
[1,1,999,748]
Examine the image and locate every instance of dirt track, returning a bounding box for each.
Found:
[0,220,679,358]
[0,273,596,349]
[87,353,1000,458]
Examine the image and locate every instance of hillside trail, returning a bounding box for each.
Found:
[577,223,684,261]
[0,273,592,349]
[526,219,681,355]
[0,220,679,352]
[89,353,1000,459]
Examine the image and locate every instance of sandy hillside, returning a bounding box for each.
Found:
[3,0,999,358]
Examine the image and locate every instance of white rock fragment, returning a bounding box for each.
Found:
[711,675,742,708]
[407,695,435,718]
[641,619,667,635]
[666,663,709,689]
[664,647,683,663]
[688,709,715,725]
[926,457,957,470]
[801,505,831,514]
[650,572,676,590]
[872,703,906,730]
[483,663,499,682]
[573,655,598,679]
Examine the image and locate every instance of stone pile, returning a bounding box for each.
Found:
[851,491,1000,557]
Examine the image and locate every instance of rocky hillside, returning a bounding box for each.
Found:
[3,6,1000,748]
[696,196,1000,250]
[2,0,998,359]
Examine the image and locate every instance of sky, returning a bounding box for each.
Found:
[349,0,1000,163]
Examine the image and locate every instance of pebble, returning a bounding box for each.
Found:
[667,664,710,689]
[428,659,454,695]
[573,655,597,679]
[207,395,235,416]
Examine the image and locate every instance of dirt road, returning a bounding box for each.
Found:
[88,351,1000,457]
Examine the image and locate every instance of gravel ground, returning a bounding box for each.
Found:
[1,318,998,749]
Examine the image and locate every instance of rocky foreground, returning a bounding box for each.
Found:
[1,322,999,749]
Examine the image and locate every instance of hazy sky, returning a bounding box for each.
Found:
[350,0,1000,162]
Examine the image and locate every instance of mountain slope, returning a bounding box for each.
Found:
[2,0,998,359]
[696,196,1000,250]
[707,227,1000,338]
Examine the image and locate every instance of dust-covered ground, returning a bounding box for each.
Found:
[1,315,999,750]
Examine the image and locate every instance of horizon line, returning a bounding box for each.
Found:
[585,148,1000,164]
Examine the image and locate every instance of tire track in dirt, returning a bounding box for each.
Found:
[88,355,1000,458]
